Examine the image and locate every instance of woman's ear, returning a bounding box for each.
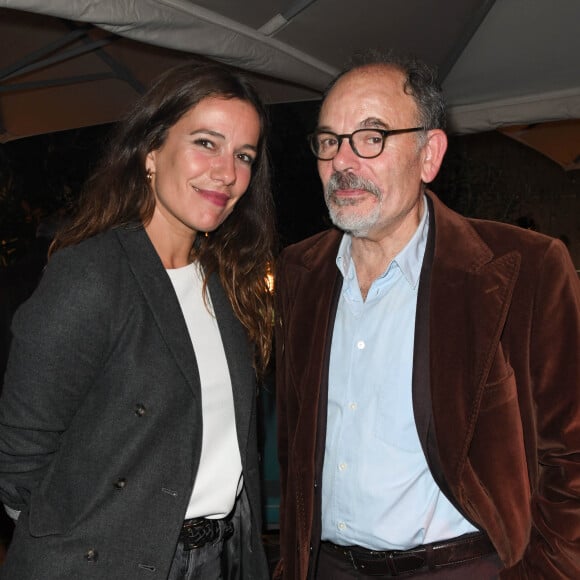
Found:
[145,151,156,175]
[420,129,447,184]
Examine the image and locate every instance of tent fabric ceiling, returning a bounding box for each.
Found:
[0,0,579,169]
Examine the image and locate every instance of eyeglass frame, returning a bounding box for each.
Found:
[308,127,426,160]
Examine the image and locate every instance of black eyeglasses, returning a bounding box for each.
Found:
[308,127,425,160]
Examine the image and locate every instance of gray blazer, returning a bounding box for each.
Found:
[0,225,268,579]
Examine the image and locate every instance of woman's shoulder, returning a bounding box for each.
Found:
[39,229,131,299]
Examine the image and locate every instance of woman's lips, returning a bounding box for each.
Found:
[196,187,229,207]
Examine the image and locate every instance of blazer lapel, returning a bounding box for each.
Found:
[207,273,255,454]
[114,225,202,399]
[117,226,254,453]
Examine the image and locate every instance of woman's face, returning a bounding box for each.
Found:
[146,96,261,238]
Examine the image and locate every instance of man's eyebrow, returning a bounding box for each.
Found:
[360,117,388,129]
[315,124,334,132]
[315,117,389,132]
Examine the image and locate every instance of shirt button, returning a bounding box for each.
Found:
[135,404,146,416]
[338,522,346,531]
[350,402,357,410]
[114,478,127,489]
[357,340,365,349]
[339,463,347,471]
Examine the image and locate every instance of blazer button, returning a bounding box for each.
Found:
[135,404,146,417]
[114,478,127,489]
[84,548,98,562]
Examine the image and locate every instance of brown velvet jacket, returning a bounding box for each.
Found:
[275,191,580,579]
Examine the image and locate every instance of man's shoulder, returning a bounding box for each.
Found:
[430,191,559,258]
[468,216,557,254]
[280,228,342,264]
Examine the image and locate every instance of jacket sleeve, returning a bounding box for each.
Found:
[502,239,580,578]
[0,248,111,510]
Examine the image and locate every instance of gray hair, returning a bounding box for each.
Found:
[324,48,447,131]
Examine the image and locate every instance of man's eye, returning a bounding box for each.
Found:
[319,136,337,148]
[360,131,383,144]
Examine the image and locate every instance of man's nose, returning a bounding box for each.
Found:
[332,136,360,171]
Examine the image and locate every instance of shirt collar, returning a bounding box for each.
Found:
[335,195,429,290]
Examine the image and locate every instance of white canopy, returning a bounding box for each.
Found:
[1,0,579,168]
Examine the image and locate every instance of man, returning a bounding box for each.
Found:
[275,50,580,579]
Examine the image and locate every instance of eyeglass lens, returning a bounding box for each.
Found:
[312,129,384,160]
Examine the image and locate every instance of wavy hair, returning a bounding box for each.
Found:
[51,62,276,374]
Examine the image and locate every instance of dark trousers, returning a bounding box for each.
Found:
[167,536,224,580]
[316,542,503,579]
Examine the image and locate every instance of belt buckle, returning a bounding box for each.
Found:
[182,518,216,550]
[385,552,399,576]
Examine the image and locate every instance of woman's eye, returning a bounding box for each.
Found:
[237,153,255,165]
[194,138,215,150]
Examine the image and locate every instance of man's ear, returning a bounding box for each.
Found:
[420,129,447,184]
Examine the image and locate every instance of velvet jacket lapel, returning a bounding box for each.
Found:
[424,192,520,497]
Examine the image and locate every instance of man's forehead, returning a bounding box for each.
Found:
[319,66,415,126]
[332,64,404,93]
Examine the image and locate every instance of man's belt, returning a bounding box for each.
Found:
[321,531,495,576]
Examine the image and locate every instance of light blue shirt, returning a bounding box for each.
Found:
[321,197,477,550]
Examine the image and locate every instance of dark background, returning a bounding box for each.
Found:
[2,100,579,264]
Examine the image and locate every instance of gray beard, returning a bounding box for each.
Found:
[324,172,382,237]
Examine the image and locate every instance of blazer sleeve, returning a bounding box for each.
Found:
[0,247,112,510]
[503,239,580,578]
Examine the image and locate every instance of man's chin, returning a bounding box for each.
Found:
[329,211,372,237]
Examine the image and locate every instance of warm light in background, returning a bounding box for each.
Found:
[265,264,274,293]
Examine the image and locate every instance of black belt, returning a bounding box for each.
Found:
[321,532,495,576]
[179,516,234,550]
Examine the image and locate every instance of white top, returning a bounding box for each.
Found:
[166,263,242,519]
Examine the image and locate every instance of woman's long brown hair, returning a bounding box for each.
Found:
[50,63,276,375]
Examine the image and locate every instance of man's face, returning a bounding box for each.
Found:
[317,65,441,242]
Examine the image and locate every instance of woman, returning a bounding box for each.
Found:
[0,62,274,579]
